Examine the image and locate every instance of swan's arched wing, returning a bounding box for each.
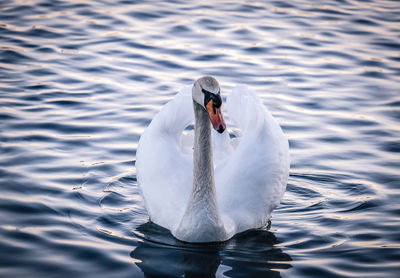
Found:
[136,85,194,231]
[215,85,290,233]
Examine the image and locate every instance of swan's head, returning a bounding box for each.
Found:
[192,76,226,133]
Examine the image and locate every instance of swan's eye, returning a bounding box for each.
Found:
[202,88,222,111]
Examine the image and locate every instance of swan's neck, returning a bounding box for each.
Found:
[173,101,227,242]
[193,100,214,199]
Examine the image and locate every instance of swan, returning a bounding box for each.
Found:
[136,76,289,243]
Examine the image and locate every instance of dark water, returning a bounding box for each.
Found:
[1,0,399,277]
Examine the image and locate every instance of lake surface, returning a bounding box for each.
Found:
[1,0,399,277]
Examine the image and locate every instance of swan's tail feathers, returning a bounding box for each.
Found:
[149,85,194,136]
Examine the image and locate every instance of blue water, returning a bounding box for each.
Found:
[1,0,399,277]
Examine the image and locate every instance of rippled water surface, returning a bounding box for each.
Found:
[1,0,399,277]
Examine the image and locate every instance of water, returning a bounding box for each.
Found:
[0,0,399,277]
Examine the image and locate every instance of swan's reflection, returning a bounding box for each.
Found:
[131,222,291,278]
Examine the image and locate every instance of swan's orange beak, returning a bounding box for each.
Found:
[206,100,226,133]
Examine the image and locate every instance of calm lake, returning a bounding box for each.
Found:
[0,0,399,277]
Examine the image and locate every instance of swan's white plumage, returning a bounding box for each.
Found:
[136,84,289,241]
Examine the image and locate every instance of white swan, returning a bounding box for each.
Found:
[136,76,289,243]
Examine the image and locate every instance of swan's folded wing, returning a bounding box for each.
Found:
[216,85,290,233]
[136,86,194,231]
